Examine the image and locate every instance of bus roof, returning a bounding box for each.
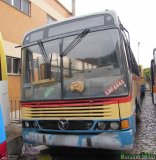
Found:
[23,10,121,46]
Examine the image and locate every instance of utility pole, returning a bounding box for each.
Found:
[138,42,140,64]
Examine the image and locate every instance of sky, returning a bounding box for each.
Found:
[59,0,156,68]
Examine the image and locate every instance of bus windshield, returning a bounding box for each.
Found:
[22,29,128,101]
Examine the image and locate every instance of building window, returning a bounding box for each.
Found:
[6,57,21,74]
[21,0,30,15]
[3,0,31,15]
[4,0,12,5]
[6,58,12,73]
[14,0,21,10]
[47,14,56,24]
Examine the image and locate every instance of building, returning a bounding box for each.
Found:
[0,0,72,114]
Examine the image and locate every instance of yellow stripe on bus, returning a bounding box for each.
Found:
[21,103,120,120]
[0,32,7,80]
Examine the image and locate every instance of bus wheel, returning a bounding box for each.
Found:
[136,102,141,124]
[141,91,145,98]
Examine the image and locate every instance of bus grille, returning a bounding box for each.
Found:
[38,120,94,130]
[21,101,119,120]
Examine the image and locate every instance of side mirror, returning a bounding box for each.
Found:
[153,49,156,65]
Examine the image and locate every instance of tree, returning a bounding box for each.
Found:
[143,68,150,83]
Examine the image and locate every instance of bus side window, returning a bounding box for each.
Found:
[120,42,128,72]
[123,39,132,71]
[130,50,139,76]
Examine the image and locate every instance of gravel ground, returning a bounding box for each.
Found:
[126,91,156,157]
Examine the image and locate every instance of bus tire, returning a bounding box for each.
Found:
[141,91,145,98]
[136,101,141,124]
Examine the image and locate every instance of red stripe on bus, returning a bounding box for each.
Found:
[132,75,140,80]
[0,141,8,160]
[20,95,132,108]
[153,86,156,93]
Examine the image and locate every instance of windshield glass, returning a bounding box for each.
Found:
[21,29,128,101]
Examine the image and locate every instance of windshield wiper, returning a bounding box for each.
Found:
[62,29,90,56]
[37,40,52,80]
[37,40,50,64]
[58,29,90,99]
[37,29,90,62]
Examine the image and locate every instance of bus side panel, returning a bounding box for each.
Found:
[152,85,156,104]
[151,60,156,104]
[0,106,6,144]
[0,106,8,160]
[138,65,146,97]
[132,75,141,112]
[0,32,10,126]
[0,81,10,126]
[119,75,140,133]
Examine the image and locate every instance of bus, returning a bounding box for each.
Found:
[21,10,141,150]
[0,32,8,160]
[138,65,146,98]
[151,48,156,104]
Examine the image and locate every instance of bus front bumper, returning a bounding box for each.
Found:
[22,129,134,150]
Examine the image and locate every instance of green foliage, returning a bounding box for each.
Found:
[143,68,150,82]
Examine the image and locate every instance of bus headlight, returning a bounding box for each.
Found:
[24,121,30,128]
[97,122,106,130]
[110,122,119,130]
[32,121,38,128]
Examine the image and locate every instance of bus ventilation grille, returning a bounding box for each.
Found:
[38,120,94,130]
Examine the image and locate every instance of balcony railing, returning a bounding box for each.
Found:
[10,99,21,120]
